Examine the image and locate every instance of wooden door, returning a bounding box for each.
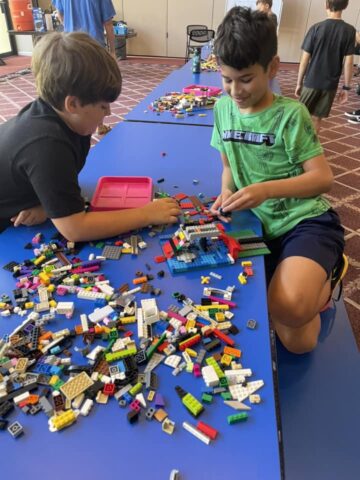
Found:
[123,0,167,56]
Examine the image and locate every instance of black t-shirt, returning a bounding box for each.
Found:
[302,19,356,90]
[0,98,90,226]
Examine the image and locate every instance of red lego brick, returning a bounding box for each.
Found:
[197,420,218,440]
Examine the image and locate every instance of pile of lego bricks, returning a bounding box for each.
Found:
[149,92,219,118]
[201,54,219,72]
[0,230,264,443]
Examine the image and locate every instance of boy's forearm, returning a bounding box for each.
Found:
[104,20,116,55]
[52,208,150,242]
[221,165,236,193]
[343,55,353,88]
[263,169,333,200]
[296,51,311,86]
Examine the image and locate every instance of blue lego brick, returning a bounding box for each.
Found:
[159,236,233,275]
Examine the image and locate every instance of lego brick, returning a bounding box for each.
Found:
[8,421,24,438]
[60,372,94,401]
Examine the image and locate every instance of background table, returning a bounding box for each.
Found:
[125,57,281,127]
[0,121,282,480]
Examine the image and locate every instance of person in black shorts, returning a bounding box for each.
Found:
[295,0,356,133]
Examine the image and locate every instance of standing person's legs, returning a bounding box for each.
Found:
[265,210,345,354]
[299,87,337,134]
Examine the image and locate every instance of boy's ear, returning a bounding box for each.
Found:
[63,95,82,114]
[268,55,280,79]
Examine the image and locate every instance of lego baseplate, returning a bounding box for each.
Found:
[159,235,233,274]
[227,229,270,258]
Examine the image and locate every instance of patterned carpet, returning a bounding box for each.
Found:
[0,60,359,347]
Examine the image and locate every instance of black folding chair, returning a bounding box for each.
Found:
[185,25,214,62]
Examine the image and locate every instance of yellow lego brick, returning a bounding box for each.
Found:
[60,372,94,401]
[185,348,197,358]
[121,248,133,254]
[238,273,247,285]
[186,319,196,331]
[47,284,55,293]
[49,375,60,386]
[195,305,229,311]
[120,316,136,324]
[215,312,225,322]
[49,300,57,308]
[220,354,232,366]
[33,255,46,266]
[50,409,76,431]
[15,358,28,373]
[24,302,34,309]
[147,390,155,401]
[241,261,253,267]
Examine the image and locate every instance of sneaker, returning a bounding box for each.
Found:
[330,254,349,301]
[347,117,360,125]
[320,254,348,312]
[344,109,360,120]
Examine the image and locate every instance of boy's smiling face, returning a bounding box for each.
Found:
[220,57,279,114]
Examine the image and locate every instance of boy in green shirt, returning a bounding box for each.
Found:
[211,7,346,354]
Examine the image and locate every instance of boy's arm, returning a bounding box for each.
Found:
[51,198,182,242]
[104,20,116,57]
[295,51,311,97]
[221,154,333,213]
[211,152,236,216]
[338,54,354,104]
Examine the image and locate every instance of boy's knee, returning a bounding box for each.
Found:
[268,291,312,328]
[276,326,319,354]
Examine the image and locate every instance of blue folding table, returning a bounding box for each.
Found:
[125,58,281,127]
[0,121,282,480]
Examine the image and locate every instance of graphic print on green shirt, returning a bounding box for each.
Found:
[211,95,330,240]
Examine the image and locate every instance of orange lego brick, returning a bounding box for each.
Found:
[224,346,242,358]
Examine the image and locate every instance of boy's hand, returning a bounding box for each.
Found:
[210,189,233,222]
[221,184,267,212]
[337,90,348,105]
[294,85,302,98]
[10,206,47,227]
[141,198,182,225]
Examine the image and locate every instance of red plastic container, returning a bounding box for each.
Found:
[9,0,34,31]
[90,176,153,211]
[182,85,222,97]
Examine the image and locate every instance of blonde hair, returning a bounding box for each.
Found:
[32,31,122,110]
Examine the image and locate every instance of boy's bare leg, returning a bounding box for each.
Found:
[312,115,322,134]
[268,256,331,354]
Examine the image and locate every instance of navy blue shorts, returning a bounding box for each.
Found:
[265,209,345,284]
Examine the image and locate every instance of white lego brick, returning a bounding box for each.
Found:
[223,400,251,411]
[141,298,159,325]
[13,391,30,405]
[229,380,264,402]
[88,305,114,323]
[183,421,211,445]
[86,345,105,362]
[77,289,106,301]
[201,365,220,387]
[80,398,94,416]
[225,368,252,379]
[135,393,146,408]
[80,314,89,333]
[164,355,182,369]
[56,302,74,315]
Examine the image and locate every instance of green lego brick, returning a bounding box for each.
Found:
[221,391,232,401]
[219,377,228,388]
[183,392,204,417]
[202,393,213,404]
[129,382,143,396]
[227,412,248,425]
[206,357,225,379]
[105,347,137,363]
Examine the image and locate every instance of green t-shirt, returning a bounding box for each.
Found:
[211,95,330,240]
